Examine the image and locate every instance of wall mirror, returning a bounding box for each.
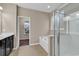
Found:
[0,6,3,34]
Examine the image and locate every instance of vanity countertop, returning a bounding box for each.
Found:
[0,32,14,40]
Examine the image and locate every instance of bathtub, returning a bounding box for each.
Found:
[39,35,54,53]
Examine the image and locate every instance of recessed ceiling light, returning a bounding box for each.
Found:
[0,6,3,10]
[48,5,50,9]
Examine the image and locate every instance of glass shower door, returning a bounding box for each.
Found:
[59,11,79,56]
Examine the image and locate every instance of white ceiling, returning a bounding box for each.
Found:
[16,3,65,13]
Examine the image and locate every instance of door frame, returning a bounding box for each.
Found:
[17,16,31,48]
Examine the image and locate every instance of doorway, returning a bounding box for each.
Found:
[18,16,30,46]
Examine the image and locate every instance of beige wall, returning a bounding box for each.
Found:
[18,7,50,44]
[48,12,55,34]
[0,3,17,48]
[49,12,53,30]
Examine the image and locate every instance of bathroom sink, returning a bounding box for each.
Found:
[0,32,14,40]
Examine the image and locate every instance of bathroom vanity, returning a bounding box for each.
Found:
[0,33,14,56]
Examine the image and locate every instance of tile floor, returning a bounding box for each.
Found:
[10,44,48,56]
[20,39,29,46]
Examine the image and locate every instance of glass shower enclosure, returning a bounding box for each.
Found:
[54,10,79,56]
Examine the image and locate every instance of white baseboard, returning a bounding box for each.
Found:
[13,45,19,50]
[30,43,40,46]
[13,43,40,50]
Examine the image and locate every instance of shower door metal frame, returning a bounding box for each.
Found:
[54,10,64,56]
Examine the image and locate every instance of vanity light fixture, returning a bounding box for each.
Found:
[0,6,3,10]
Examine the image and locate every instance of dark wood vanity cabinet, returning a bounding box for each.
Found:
[0,39,6,56]
[0,35,14,56]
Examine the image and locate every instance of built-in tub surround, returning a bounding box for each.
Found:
[39,34,54,56]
